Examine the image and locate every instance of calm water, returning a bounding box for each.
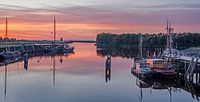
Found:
[0,43,199,102]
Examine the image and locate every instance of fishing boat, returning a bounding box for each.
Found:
[147,59,177,78]
[146,20,177,78]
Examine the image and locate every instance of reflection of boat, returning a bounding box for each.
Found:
[0,51,73,67]
[105,54,111,82]
[147,59,177,78]
[135,75,179,90]
[133,72,200,101]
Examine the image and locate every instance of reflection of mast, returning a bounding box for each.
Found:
[136,77,143,102]
[105,54,111,82]
[167,87,172,102]
[139,87,143,102]
[24,53,29,70]
[4,65,7,99]
[52,56,56,86]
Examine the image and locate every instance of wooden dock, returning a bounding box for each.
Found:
[162,48,200,81]
[0,44,52,54]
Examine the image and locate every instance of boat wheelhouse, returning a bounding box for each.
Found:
[147,59,177,77]
[132,59,152,77]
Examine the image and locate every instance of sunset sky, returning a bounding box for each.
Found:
[0,0,200,40]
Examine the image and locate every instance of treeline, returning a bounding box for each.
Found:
[96,32,200,50]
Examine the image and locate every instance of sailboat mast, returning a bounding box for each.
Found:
[54,16,56,42]
[5,17,8,52]
[166,19,169,48]
[5,17,8,39]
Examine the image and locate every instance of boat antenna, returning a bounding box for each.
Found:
[140,35,143,58]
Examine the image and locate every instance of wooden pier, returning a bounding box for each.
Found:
[162,48,200,81]
[0,44,52,54]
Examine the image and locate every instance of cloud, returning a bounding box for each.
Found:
[0,3,200,40]
[132,3,200,10]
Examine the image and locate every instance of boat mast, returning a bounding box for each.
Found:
[166,19,174,50]
[169,22,174,50]
[53,16,56,45]
[140,35,143,58]
[5,17,8,52]
[5,17,8,40]
[166,19,169,49]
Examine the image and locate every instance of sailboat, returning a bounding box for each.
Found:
[0,17,22,61]
[45,16,74,53]
[131,35,152,77]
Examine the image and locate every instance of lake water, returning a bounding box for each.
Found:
[0,43,199,102]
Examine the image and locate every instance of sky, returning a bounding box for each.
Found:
[0,0,200,40]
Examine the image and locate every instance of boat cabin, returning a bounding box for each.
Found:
[147,59,165,69]
[135,60,152,75]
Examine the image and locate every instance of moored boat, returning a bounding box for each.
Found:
[0,51,22,61]
[131,59,152,77]
[147,58,177,78]
[44,16,74,53]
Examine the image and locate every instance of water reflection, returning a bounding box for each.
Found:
[105,54,111,82]
[4,65,7,99]
[97,47,164,58]
[52,56,56,86]
[133,72,200,101]
[0,51,73,100]
[24,53,28,70]
[0,44,200,102]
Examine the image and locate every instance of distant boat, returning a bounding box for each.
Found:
[47,44,74,53]
[0,51,21,60]
[46,16,74,53]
